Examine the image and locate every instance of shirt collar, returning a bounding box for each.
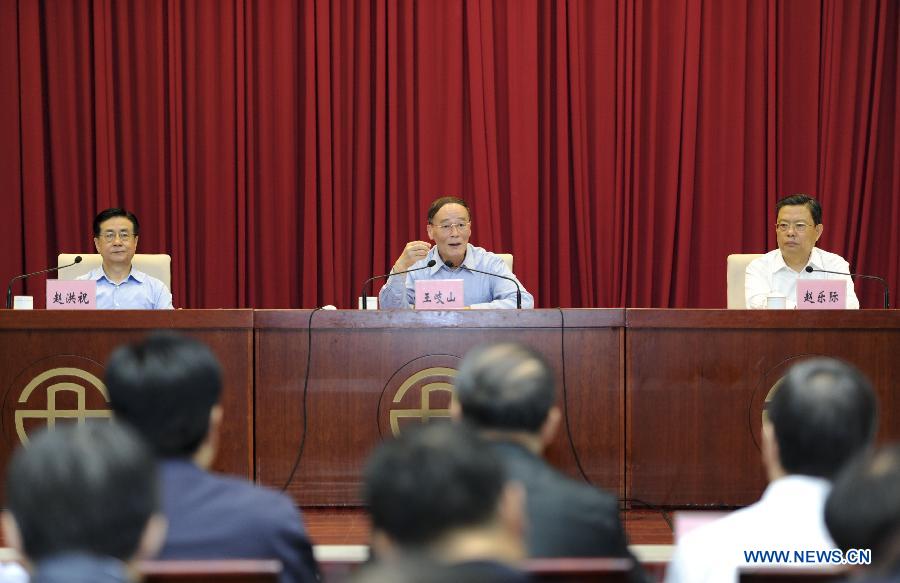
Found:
[34,553,127,579]
[806,248,825,271]
[92,265,144,284]
[776,247,822,273]
[760,474,831,503]
[427,244,474,274]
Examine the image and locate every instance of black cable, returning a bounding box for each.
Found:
[618,497,675,532]
[557,308,675,533]
[558,307,591,483]
[280,306,324,492]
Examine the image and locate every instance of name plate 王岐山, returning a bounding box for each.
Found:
[414,279,464,310]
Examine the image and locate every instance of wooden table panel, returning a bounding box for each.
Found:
[255,309,625,506]
[626,309,900,507]
[0,310,254,501]
[5,308,894,511]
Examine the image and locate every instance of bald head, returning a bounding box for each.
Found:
[454,343,555,432]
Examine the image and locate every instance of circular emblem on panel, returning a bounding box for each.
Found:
[2,356,111,446]
[378,354,462,438]
[748,355,819,452]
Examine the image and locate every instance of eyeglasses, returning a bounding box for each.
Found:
[775,222,811,233]
[100,231,135,242]
[431,222,471,233]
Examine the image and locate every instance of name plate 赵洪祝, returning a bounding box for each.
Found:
[797,279,847,310]
[414,279,464,310]
[46,280,97,310]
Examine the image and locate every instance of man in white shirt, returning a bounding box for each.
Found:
[665,358,878,583]
[745,195,859,309]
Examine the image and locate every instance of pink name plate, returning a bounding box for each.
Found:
[797,279,846,309]
[414,279,465,310]
[47,280,97,310]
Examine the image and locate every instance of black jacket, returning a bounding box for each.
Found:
[490,440,649,583]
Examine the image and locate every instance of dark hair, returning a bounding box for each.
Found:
[454,343,555,432]
[93,208,140,236]
[826,444,900,564]
[776,194,822,225]
[363,423,506,549]
[105,331,222,457]
[768,358,877,479]
[4,422,157,561]
[427,197,470,224]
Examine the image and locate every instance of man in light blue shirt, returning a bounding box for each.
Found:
[379,197,533,309]
[78,208,173,310]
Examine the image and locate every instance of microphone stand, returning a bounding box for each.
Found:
[359,260,437,310]
[450,262,522,309]
[804,266,890,309]
[6,256,84,309]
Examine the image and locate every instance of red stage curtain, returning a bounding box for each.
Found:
[1,0,897,309]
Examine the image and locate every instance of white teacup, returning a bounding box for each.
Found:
[766,294,787,309]
[358,296,378,310]
[13,296,34,310]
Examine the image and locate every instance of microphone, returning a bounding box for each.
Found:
[359,260,437,310]
[446,260,522,309]
[6,256,84,309]
[804,266,890,309]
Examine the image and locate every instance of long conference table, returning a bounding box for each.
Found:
[1,309,897,508]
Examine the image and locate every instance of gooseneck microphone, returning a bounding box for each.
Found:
[359,260,437,310]
[445,260,522,309]
[6,256,84,309]
[804,266,890,309]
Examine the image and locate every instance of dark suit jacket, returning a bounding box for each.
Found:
[158,459,318,583]
[490,441,648,582]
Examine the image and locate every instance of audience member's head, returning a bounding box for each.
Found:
[2,422,164,565]
[363,423,525,564]
[105,331,223,466]
[826,444,900,575]
[764,358,877,481]
[453,342,559,450]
